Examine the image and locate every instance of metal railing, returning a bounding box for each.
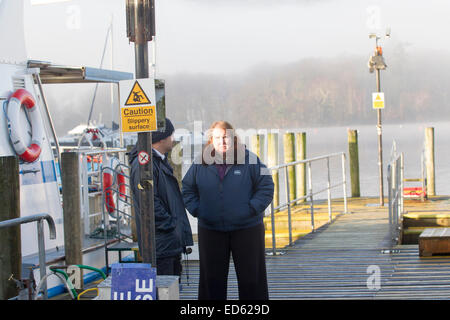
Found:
[101,161,135,274]
[67,147,129,237]
[403,150,426,202]
[387,150,404,245]
[100,161,134,243]
[267,152,348,255]
[0,213,56,300]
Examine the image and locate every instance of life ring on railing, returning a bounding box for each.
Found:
[103,156,126,214]
[6,88,44,162]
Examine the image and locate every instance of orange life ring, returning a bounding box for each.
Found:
[6,89,44,162]
[103,157,126,214]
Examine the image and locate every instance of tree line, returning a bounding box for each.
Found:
[165,47,450,131]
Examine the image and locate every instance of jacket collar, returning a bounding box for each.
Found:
[152,149,174,176]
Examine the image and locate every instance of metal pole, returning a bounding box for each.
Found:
[130,0,156,266]
[308,162,315,232]
[270,201,276,256]
[37,220,47,299]
[284,166,292,245]
[341,153,348,214]
[326,158,332,222]
[376,69,384,206]
[400,152,404,213]
[387,165,393,239]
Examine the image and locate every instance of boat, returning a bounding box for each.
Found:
[0,0,138,300]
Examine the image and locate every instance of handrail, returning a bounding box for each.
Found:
[76,148,129,238]
[267,151,348,255]
[100,162,135,274]
[387,149,404,245]
[0,213,56,300]
[0,213,56,239]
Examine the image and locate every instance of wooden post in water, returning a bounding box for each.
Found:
[0,156,21,300]
[348,129,361,197]
[250,134,262,158]
[295,132,307,203]
[425,127,435,196]
[283,133,296,202]
[61,152,83,267]
[267,133,279,211]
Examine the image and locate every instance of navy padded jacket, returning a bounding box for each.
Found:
[182,149,274,232]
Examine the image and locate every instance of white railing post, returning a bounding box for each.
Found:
[308,162,315,232]
[326,157,332,222]
[341,153,348,214]
[284,166,293,246]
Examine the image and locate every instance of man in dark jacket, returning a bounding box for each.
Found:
[129,118,193,276]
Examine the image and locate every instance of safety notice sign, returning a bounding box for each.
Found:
[138,151,150,165]
[372,92,385,109]
[119,79,157,133]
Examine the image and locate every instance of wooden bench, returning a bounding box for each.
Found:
[419,228,450,257]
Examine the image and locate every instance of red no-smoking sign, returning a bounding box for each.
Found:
[138,151,150,165]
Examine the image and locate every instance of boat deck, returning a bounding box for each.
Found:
[179,196,450,300]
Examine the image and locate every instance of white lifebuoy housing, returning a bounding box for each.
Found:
[7,88,44,162]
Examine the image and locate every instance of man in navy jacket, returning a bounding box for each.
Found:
[129,118,193,277]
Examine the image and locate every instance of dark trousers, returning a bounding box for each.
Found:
[197,223,269,300]
[157,254,182,278]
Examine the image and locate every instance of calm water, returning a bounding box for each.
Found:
[181,121,450,202]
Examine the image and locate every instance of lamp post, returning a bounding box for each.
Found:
[368,28,389,206]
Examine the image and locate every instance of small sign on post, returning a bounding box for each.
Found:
[372,92,385,109]
[111,263,157,300]
[120,79,158,133]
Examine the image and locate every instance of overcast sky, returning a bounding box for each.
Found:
[23,0,450,76]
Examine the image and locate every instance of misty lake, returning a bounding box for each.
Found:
[181,121,450,203]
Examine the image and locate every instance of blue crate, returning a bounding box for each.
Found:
[111,263,157,300]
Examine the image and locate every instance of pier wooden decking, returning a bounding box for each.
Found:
[179,197,450,300]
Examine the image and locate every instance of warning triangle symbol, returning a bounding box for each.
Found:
[125,81,152,106]
[375,94,382,101]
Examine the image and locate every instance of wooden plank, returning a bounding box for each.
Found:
[419,228,450,257]
[179,197,450,300]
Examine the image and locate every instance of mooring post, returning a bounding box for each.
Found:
[425,127,435,196]
[251,134,261,158]
[283,132,296,203]
[295,132,307,204]
[268,133,279,211]
[0,156,21,300]
[61,152,83,269]
[348,129,361,197]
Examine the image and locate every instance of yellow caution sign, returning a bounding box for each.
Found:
[372,92,385,109]
[125,81,152,106]
[119,79,157,133]
[121,105,157,132]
